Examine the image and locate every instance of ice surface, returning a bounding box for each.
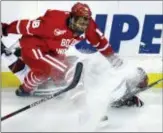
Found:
[1,89,162,132]
[1,49,162,132]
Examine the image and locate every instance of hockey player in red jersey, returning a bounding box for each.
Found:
[1,2,146,108]
[1,2,118,96]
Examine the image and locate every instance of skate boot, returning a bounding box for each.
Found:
[15,85,31,96]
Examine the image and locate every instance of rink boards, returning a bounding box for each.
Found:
[1,71,162,88]
[1,1,162,89]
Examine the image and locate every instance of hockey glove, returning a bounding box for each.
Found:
[1,41,12,56]
[1,23,9,36]
[106,53,123,68]
[112,95,144,108]
[123,95,144,107]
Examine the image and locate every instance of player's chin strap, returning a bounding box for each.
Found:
[111,78,163,107]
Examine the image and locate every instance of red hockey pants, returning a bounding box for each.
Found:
[21,47,68,92]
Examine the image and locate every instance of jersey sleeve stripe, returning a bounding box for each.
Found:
[26,20,33,35]
[98,43,110,52]
[95,28,103,37]
[86,40,91,44]
[16,20,21,34]
[93,42,100,47]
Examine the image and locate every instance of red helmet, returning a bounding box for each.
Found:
[71,2,92,18]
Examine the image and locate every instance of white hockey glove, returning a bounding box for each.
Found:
[106,53,123,68]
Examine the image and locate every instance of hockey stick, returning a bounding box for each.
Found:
[32,82,84,97]
[112,78,163,106]
[1,62,83,121]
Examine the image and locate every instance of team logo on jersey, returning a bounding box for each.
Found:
[54,29,67,36]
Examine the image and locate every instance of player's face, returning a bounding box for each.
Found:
[75,17,89,32]
[73,16,90,34]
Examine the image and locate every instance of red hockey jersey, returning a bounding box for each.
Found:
[5,9,114,56]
